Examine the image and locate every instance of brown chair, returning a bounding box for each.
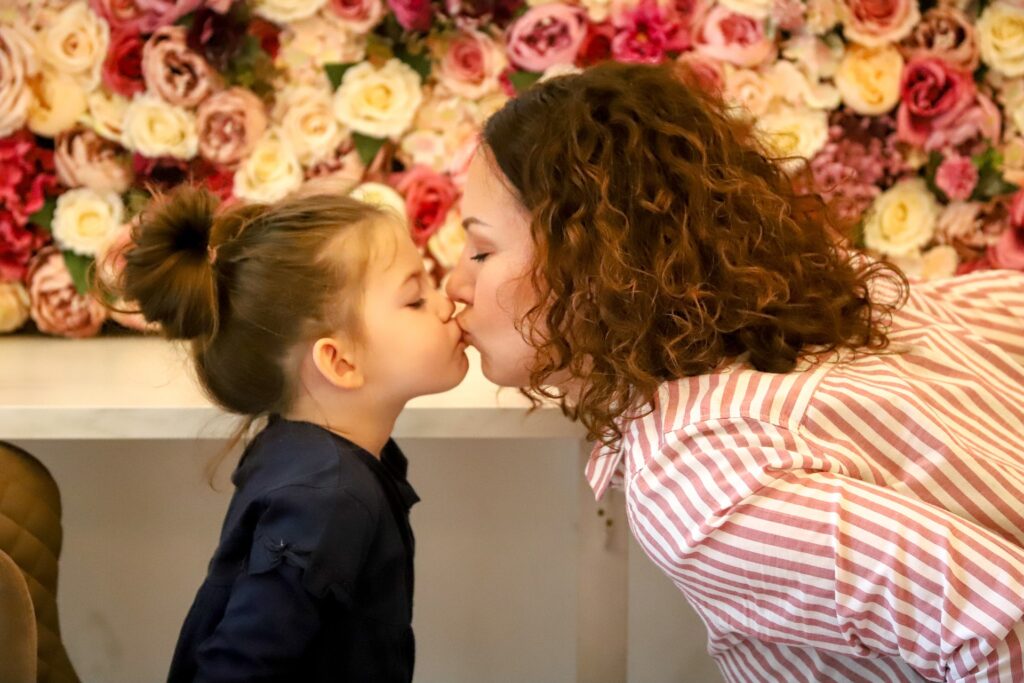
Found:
[0,442,80,683]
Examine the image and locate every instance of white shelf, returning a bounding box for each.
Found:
[0,336,584,440]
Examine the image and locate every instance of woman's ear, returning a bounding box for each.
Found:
[310,337,364,390]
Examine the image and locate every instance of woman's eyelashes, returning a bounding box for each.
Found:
[470,253,490,263]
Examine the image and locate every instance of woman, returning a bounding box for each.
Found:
[446,62,1024,681]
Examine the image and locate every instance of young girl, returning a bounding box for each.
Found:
[111,187,468,682]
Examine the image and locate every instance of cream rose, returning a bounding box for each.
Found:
[754,107,829,171]
[835,43,904,115]
[977,1,1024,77]
[863,178,940,257]
[275,84,347,167]
[253,0,329,23]
[122,94,199,159]
[277,11,367,84]
[399,130,449,171]
[333,59,423,140]
[0,25,38,137]
[349,182,408,224]
[82,88,130,144]
[233,130,304,203]
[427,208,467,270]
[718,0,772,19]
[891,244,958,280]
[28,67,87,137]
[35,1,109,91]
[52,188,125,257]
[766,60,840,110]
[722,66,774,118]
[0,280,31,334]
[55,128,133,194]
[580,0,612,21]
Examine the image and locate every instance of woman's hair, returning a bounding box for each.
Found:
[481,61,908,449]
[99,186,389,462]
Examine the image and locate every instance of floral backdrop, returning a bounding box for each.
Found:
[0,0,1023,338]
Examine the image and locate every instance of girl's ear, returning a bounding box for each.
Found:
[310,337,364,390]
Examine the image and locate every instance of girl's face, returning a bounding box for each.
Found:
[445,151,540,387]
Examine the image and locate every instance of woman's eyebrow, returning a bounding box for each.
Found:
[462,217,490,231]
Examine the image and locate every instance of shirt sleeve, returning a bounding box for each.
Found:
[629,421,1024,682]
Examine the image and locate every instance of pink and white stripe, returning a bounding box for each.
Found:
[587,269,1024,682]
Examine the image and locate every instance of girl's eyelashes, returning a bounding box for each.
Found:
[470,253,490,263]
[408,298,426,309]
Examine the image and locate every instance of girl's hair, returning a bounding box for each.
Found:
[100,187,389,466]
[481,61,908,449]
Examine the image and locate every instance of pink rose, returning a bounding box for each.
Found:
[95,220,162,332]
[90,0,203,34]
[0,210,49,283]
[103,31,146,99]
[900,7,978,72]
[988,225,1024,271]
[26,246,107,338]
[446,134,480,190]
[388,0,434,31]
[896,56,975,148]
[143,26,221,108]
[506,4,588,72]
[675,51,724,94]
[612,0,672,65]
[773,0,806,31]
[935,153,977,201]
[1011,190,1024,229]
[694,5,775,68]
[840,0,920,47]
[330,0,386,32]
[196,87,268,168]
[390,166,460,245]
[55,128,134,195]
[921,93,1000,153]
[436,30,507,99]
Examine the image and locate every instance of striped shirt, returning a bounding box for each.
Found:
[586,269,1024,682]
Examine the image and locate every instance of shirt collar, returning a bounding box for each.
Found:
[585,438,627,501]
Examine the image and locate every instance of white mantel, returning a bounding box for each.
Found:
[0,335,585,440]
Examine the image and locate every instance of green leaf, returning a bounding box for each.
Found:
[29,196,57,233]
[353,132,386,166]
[393,47,431,81]
[922,150,945,199]
[325,62,358,90]
[509,70,542,93]
[970,146,1019,200]
[62,251,94,296]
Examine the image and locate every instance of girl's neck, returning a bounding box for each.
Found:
[283,395,402,458]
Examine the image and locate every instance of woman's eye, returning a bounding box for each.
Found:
[470,253,490,263]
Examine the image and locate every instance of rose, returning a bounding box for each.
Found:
[435,30,508,100]
[253,0,329,23]
[935,154,978,202]
[0,210,50,283]
[329,0,386,32]
[765,60,840,110]
[694,5,775,68]
[0,280,31,334]
[446,133,479,190]
[996,77,1024,136]
[988,225,1024,270]
[0,26,37,138]
[772,0,805,30]
[900,7,979,72]
[142,26,221,108]
[863,177,939,257]
[277,12,367,84]
[840,0,920,48]
[197,87,269,167]
[83,88,130,144]
[578,21,615,65]
[1011,189,1024,228]
[781,34,844,81]
[102,31,146,98]
[94,219,161,333]
[389,165,460,245]
[399,130,449,171]
[232,130,303,203]
[27,68,88,138]
[274,84,345,167]
[539,62,582,81]
[718,0,771,19]
[505,4,588,72]
[26,246,108,338]
[754,107,830,171]
[1001,136,1024,187]
[349,182,408,224]
[722,66,774,117]
[923,93,1001,151]
[333,59,424,139]
[896,56,975,147]
[305,141,365,194]
[835,43,904,115]
[675,52,725,94]
[427,208,467,269]
[36,1,109,91]
[89,0,202,33]
[389,0,433,31]
[806,0,841,34]
[52,188,125,257]
[55,128,134,194]
[122,94,199,159]
[891,244,959,280]
[612,0,672,65]
[977,1,1024,77]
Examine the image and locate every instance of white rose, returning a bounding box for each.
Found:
[52,188,125,257]
[766,60,840,110]
[579,0,612,21]
[891,244,958,281]
[333,59,423,139]
[28,67,87,137]
[718,0,773,18]
[723,66,775,118]
[428,208,467,270]
[0,25,38,137]
[399,130,449,172]
[863,178,940,257]
[0,280,31,334]
[539,62,583,82]
[253,0,328,23]
[835,43,904,115]
[122,94,198,159]
[277,11,366,85]
[349,182,408,225]
[81,88,130,144]
[996,77,1024,134]
[754,107,829,171]
[233,130,304,203]
[35,1,109,91]
[977,1,1024,77]
[275,84,348,167]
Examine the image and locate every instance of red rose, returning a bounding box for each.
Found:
[390,166,459,246]
[0,209,50,283]
[103,31,146,98]
[578,22,615,66]
[896,56,976,148]
[388,0,434,32]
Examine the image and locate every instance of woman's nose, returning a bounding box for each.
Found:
[438,293,456,322]
[445,259,472,306]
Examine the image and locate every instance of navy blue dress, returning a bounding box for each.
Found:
[167,414,419,683]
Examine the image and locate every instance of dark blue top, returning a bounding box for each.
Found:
[167,414,419,683]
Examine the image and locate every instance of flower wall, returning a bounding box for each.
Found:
[1,0,1023,337]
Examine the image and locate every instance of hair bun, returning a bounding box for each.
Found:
[121,187,220,341]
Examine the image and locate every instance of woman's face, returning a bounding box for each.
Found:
[445,151,540,387]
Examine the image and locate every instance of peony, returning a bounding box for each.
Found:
[389,165,460,245]
[89,0,203,34]
[900,6,979,72]
[863,177,939,257]
[977,1,1024,77]
[611,0,674,65]
[434,30,508,100]
[835,43,904,115]
[142,26,221,108]
[934,154,978,201]
[754,107,830,171]
[55,128,134,194]
[0,280,31,334]
[275,84,346,167]
[693,5,775,68]
[82,88,130,144]
[505,4,588,72]
[197,87,269,167]
[252,0,329,23]
[233,130,304,203]
[329,0,386,32]
[27,68,87,138]
[896,56,976,147]
[26,246,108,338]
[333,59,424,139]
[0,210,50,283]
[52,188,125,257]
[36,1,109,91]
[839,0,921,48]
[122,94,199,160]
[0,26,38,137]
[349,182,408,224]
[0,129,59,225]
[102,31,146,98]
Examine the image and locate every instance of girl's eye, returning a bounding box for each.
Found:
[408,298,426,309]
[470,253,490,263]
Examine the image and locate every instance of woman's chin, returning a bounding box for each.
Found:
[478,352,532,388]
